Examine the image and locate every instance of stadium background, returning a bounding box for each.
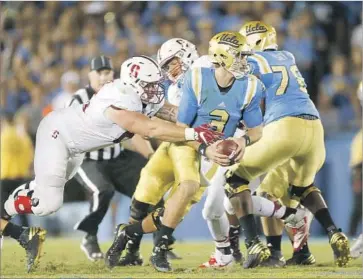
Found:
[0,1,362,242]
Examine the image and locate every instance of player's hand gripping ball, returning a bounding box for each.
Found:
[216,139,238,157]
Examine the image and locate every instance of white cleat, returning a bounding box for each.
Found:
[199,249,234,268]
[285,207,313,252]
[350,234,363,259]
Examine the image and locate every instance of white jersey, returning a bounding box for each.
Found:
[50,79,164,155]
[167,55,213,107]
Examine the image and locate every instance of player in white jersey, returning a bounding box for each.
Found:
[3,56,222,241]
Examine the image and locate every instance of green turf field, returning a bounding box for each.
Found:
[1,238,362,278]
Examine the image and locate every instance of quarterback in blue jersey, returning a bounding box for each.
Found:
[233,21,350,267]
[178,31,272,269]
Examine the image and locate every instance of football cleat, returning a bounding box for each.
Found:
[350,234,363,259]
[150,242,172,272]
[286,251,316,265]
[229,227,243,263]
[260,247,286,267]
[199,249,234,268]
[18,227,47,273]
[243,237,271,269]
[118,250,143,266]
[329,229,351,267]
[105,224,129,269]
[80,234,103,261]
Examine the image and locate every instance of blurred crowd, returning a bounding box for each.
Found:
[0,1,362,141]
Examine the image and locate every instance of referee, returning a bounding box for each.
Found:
[69,56,151,261]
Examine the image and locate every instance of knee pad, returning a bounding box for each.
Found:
[223,196,235,215]
[130,199,150,221]
[289,184,321,203]
[224,173,250,198]
[151,206,165,230]
[202,203,225,220]
[4,182,36,216]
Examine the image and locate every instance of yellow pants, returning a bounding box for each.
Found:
[230,117,326,195]
[133,142,203,206]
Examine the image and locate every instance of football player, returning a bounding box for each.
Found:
[0,219,45,272]
[349,81,362,259]
[113,39,205,267]
[222,21,350,267]
[105,31,275,271]
[2,56,221,261]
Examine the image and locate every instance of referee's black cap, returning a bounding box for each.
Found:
[90,55,113,71]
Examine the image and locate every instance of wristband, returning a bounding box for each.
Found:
[198,143,208,156]
[243,134,251,146]
[185,128,196,141]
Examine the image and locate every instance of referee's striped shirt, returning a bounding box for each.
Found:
[68,85,123,161]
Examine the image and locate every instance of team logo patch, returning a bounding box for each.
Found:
[130,64,141,78]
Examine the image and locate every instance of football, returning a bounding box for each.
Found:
[216,139,238,156]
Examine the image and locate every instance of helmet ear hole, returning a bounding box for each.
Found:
[256,39,262,45]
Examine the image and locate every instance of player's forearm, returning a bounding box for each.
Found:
[155,102,178,123]
[144,120,193,142]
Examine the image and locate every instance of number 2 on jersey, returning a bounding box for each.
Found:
[209,109,230,132]
[271,65,307,95]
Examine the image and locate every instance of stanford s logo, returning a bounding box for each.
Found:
[130,64,141,78]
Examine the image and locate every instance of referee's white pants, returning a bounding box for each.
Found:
[5,112,84,217]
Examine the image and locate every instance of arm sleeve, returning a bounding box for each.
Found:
[248,55,274,88]
[243,80,264,128]
[177,70,198,126]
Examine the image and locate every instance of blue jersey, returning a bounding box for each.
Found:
[177,67,264,138]
[248,51,319,125]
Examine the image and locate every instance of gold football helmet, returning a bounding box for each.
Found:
[208,31,252,79]
[239,21,278,51]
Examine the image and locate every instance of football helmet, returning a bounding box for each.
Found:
[239,21,278,51]
[208,31,252,79]
[120,56,165,104]
[157,38,199,83]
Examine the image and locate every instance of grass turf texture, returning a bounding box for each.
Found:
[1,238,362,278]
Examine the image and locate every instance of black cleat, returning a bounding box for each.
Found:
[286,252,316,265]
[150,242,172,272]
[18,227,47,273]
[243,237,271,269]
[229,227,243,263]
[260,248,286,267]
[80,234,103,261]
[105,224,129,269]
[329,229,351,267]
[118,250,143,266]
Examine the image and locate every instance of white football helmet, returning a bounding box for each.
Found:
[120,56,165,104]
[157,38,199,83]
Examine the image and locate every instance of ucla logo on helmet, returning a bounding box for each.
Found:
[245,23,268,35]
[219,34,240,47]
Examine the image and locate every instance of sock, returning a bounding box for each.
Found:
[266,235,282,251]
[292,241,311,255]
[155,224,174,246]
[125,222,144,238]
[314,208,337,233]
[239,214,258,243]
[2,222,24,240]
[281,207,297,219]
[229,225,241,238]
